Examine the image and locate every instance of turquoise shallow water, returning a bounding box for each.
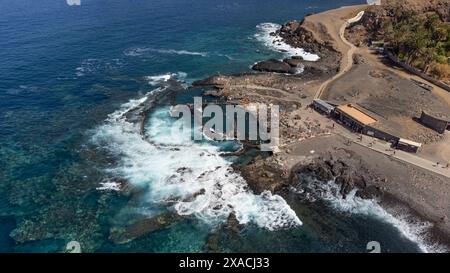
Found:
[0,0,434,253]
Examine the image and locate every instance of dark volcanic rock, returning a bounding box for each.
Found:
[355,185,383,200]
[203,213,243,253]
[192,75,229,88]
[280,20,301,33]
[326,159,347,176]
[109,212,182,244]
[293,160,334,182]
[203,89,224,97]
[252,59,296,74]
[302,62,337,78]
[283,58,303,67]
[273,19,342,76]
[335,169,355,199]
[277,22,324,53]
[225,212,242,234]
[291,156,382,200]
[203,232,221,253]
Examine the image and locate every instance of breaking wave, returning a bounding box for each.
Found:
[255,22,320,61]
[92,91,301,231]
[145,72,188,86]
[124,47,208,57]
[308,180,448,253]
[97,181,121,191]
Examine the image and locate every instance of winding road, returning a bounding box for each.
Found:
[314,12,360,99]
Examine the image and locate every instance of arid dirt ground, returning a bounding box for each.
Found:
[321,59,450,144]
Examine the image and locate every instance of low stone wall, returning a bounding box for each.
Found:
[419,111,449,134]
[347,11,365,28]
[386,51,450,92]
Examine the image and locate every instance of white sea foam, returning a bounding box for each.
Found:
[92,92,301,230]
[294,64,305,74]
[66,0,81,6]
[255,23,320,61]
[313,180,448,253]
[124,47,208,57]
[97,181,121,191]
[145,72,187,86]
[75,58,123,77]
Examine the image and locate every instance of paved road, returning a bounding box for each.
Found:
[336,129,450,178]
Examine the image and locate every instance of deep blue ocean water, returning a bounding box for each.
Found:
[0,0,437,253]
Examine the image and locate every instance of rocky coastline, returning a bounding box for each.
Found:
[93,3,450,251]
[249,19,341,76]
[193,7,450,251]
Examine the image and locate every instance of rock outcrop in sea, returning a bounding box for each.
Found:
[251,17,342,77]
[252,59,297,74]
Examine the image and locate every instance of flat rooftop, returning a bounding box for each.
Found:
[337,104,377,125]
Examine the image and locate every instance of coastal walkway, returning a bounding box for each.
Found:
[336,129,450,179]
